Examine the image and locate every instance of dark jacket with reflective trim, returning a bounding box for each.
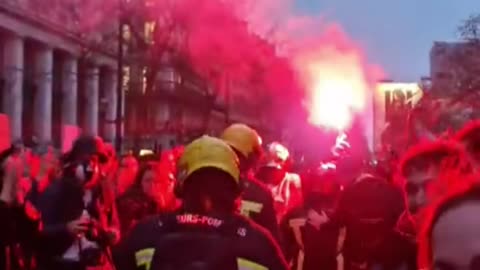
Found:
[280,206,340,270]
[240,176,280,243]
[113,212,288,270]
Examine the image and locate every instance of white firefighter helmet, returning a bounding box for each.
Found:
[265,142,290,168]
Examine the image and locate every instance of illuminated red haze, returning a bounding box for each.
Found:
[54,0,383,134]
[292,25,382,131]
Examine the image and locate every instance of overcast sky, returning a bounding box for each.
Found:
[295,0,480,81]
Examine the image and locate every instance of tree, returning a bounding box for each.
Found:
[122,0,223,135]
[121,0,292,136]
[452,13,480,92]
[458,13,480,42]
[397,13,480,147]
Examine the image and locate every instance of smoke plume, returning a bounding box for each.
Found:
[19,0,384,133]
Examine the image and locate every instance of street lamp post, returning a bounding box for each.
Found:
[115,0,125,152]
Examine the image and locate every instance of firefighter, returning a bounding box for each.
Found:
[114,136,288,270]
[221,123,280,242]
[281,162,342,270]
[256,142,302,221]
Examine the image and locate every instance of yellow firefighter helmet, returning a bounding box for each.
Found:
[176,136,240,195]
[220,123,262,159]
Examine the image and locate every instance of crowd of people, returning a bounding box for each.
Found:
[1,121,480,270]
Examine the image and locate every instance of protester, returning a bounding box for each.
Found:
[35,136,120,270]
[281,164,343,270]
[455,120,480,168]
[396,140,472,239]
[116,162,176,235]
[114,154,139,198]
[419,182,480,270]
[0,146,42,270]
[114,136,288,270]
[6,112,480,270]
[336,174,407,270]
[256,142,302,221]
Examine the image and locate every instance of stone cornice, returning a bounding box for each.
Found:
[0,2,117,66]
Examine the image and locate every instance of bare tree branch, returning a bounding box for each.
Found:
[458,13,480,42]
[454,13,480,92]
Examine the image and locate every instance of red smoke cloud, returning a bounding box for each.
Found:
[137,0,287,104]
[232,0,385,131]
[25,0,384,132]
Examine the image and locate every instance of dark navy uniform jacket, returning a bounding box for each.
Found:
[114,212,288,270]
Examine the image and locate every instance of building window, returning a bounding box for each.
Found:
[435,72,452,80]
[464,48,475,57]
[122,24,131,41]
[434,47,446,56]
[144,21,156,44]
[122,66,130,92]
[142,67,147,93]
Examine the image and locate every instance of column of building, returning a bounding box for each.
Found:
[103,68,117,143]
[59,59,119,145]
[83,65,100,136]
[1,35,119,146]
[32,44,53,143]
[60,61,119,143]
[61,55,78,126]
[58,54,79,149]
[2,33,24,142]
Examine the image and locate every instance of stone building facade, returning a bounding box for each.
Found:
[124,63,274,151]
[0,1,121,147]
[122,26,275,151]
[1,1,280,152]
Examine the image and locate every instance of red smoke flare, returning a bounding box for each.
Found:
[235,0,384,131]
[291,25,383,131]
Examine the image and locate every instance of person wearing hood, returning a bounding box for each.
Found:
[0,145,42,270]
[35,135,120,270]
